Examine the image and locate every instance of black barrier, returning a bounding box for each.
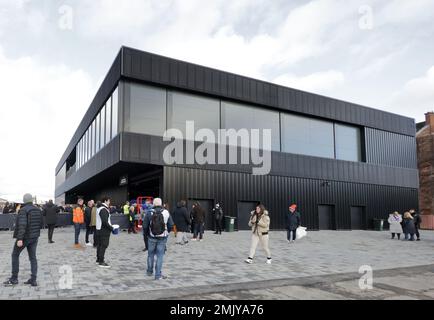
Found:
[0,213,129,231]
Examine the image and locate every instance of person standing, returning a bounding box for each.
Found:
[142,198,153,252]
[172,200,190,245]
[410,209,421,241]
[387,211,403,240]
[2,202,10,214]
[73,198,85,249]
[3,194,43,287]
[128,205,137,234]
[286,204,301,243]
[212,203,224,235]
[245,204,272,265]
[143,198,174,280]
[84,200,95,246]
[90,201,98,248]
[42,200,58,244]
[96,197,115,268]
[402,211,416,241]
[191,202,206,241]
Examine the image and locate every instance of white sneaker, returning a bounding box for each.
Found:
[191,238,197,241]
[245,258,253,264]
[85,242,93,247]
[266,258,272,264]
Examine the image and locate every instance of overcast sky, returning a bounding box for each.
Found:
[0,0,433,202]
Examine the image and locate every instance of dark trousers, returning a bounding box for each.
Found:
[215,219,222,234]
[391,233,401,240]
[74,223,82,244]
[85,225,95,244]
[129,220,136,233]
[287,229,297,241]
[194,223,204,239]
[96,234,110,263]
[404,233,415,240]
[11,238,38,280]
[47,224,55,242]
[415,226,420,239]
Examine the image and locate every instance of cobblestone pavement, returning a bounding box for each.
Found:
[0,228,434,300]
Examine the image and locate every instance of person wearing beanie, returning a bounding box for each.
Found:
[143,197,174,280]
[3,194,43,287]
[286,204,301,243]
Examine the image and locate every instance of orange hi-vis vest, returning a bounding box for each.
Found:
[73,206,85,224]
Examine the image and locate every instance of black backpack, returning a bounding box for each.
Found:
[150,208,166,236]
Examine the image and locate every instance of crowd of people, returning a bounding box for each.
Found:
[387,209,422,241]
[1,192,425,287]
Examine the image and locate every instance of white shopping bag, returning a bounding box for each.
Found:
[296,226,307,239]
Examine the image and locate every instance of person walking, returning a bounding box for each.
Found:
[42,200,58,243]
[410,209,421,241]
[245,204,272,265]
[286,204,301,243]
[172,200,190,245]
[73,198,85,249]
[96,197,115,268]
[191,202,205,241]
[143,198,174,280]
[388,211,403,240]
[402,211,416,241]
[84,200,95,246]
[212,203,224,235]
[3,194,43,287]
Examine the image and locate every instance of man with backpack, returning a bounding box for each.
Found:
[3,193,43,287]
[142,198,174,280]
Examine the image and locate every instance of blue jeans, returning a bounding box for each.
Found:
[147,236,168,279]
[74,223,82,244]
[194,223,204,239]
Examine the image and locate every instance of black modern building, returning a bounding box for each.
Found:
[55,46,418,231]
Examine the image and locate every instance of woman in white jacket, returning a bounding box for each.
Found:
[388,211,403,240]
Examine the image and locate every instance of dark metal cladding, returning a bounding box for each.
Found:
[163,166,418,231]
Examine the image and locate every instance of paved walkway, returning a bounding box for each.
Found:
[0,228,434,300]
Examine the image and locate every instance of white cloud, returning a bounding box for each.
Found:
[273,70,345,94]
[0,47,96,202]
[388,66,434,120]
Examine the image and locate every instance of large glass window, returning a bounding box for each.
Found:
[56,163,67,189]
[90,121,95,159]
[168,91,220,139]
[106,97,112,142]
[96,113,100,152]
[112,87,119,138]
[281,113,335,159]
[125,83,166,136]
[222,101,280,151]
[101,105,106,148]
[335,124,361,161]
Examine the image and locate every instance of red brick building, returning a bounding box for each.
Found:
[416,112,434,229]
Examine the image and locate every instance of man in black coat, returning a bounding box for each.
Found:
[96,197,115,268]
[212,203,224,235]
[410,209,422,241]
[172,200,190,245]
[286,204,301,243]
[43,200,59,243]
[84,200,95,246]
[3,194,43,287]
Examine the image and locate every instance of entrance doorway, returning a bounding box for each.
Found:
[350,206,366,230]
[318,205,335,230]
[237,201,259,231]
[188,199,214,230]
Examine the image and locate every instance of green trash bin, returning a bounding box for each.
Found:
[225,216,236,232]
[373,218,384,231]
